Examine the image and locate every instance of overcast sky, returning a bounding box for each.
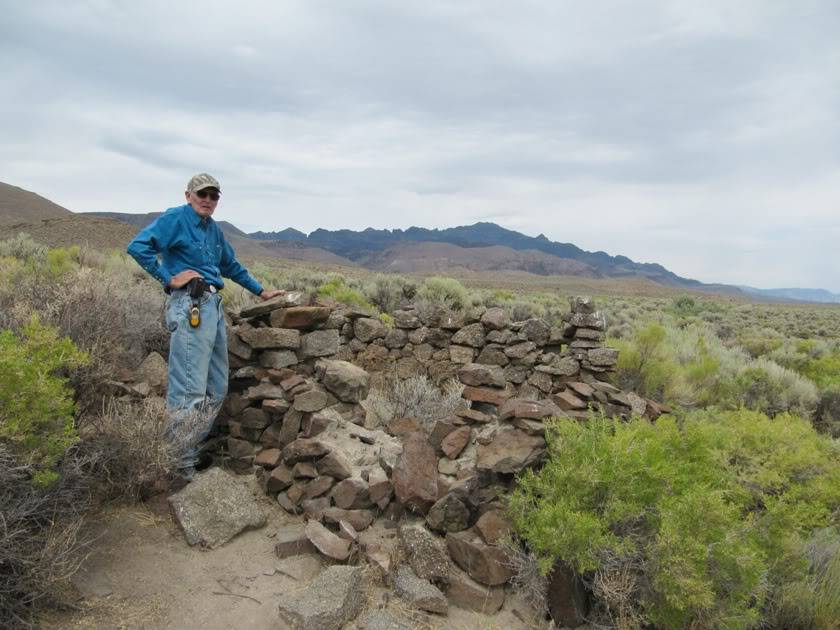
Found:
[1,1,838,290]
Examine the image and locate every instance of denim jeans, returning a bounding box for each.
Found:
[164,289,227,470]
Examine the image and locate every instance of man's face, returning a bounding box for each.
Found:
[185,187,220,218]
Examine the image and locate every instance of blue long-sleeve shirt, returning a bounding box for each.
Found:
[127,204,264,296]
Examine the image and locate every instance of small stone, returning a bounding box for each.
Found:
[267,465,294,493]
[317,360,370,403]
[337,520,358,542]
[448,345,475,364]
[446,564,506,613]
[475,510,512,545]
[283,439,330,464]
[476,429,545,474]
[293,388,331,412]
[255,448,282,468]
[239,293,302,318]
[269,306,332,329]
[392,433,439,514]
[322,507,376,531]
[303,476,335,500]
[458,363,505,387]
[239,327,301,350]
[293,461,318,479]
[331,478,373,510]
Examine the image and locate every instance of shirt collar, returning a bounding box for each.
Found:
[186,204,211,229]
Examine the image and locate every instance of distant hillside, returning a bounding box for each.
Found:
[86,211,248,239]
[739,286,840,304]
[251,222,701,287]
[0,181,72,225]
[360,241,596,276]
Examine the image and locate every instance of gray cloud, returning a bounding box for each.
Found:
[0,0,838,289]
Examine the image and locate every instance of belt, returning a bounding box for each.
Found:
[166,281,220,296]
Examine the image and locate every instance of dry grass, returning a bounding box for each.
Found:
[0,447,94,629]
[365,373,465,431]
[79,398,213,500]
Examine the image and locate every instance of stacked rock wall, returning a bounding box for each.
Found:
[215,295,665,625]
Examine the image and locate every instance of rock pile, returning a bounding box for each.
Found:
[209,294,666,628]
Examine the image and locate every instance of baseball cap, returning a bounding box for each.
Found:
[186,173,221,193]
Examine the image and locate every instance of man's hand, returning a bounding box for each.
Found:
[259,289,287,301]
[169,270,202,289]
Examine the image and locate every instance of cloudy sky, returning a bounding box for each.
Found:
[1,1,838,290]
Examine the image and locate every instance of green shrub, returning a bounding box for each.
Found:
[416,276,469,310]
[317,278,375,310]
[0,317,89,485]
[510,409,840,629]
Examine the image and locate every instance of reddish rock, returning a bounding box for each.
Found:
[292,461,318,479]
[368,466,392,508]
[301,497,330,521]
[316,451,353,480]
[552,390,587,411]
[455,407,493,423]
[565,381,594,399]
[282,439,330,464]
[279,374,307,391]
[462,386,511,406]
[476,430,545,474]
[322,507,375,531]
[331,478,373,510]
[305,520,351,561]
[262,399,290,417]
[446,531,514,586]
[457,363,505,387]
[385,416,421,437]
[266,465,294,494]
[547,560,590,628]
[392,433,439,514]
[269,306,332,330]
[446,565,505,613]
[441,426,471,459]
[337,520,359,542]
[498,398,562,421]
[475,510,512,545]
[240,406,271,429]
[429,420,458,450]
[255,448,283,468]
[301,413,332,437]
[302,476,335,500]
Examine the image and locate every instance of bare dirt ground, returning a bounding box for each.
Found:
[39,482,547,630]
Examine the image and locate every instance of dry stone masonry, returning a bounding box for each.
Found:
[201,294,667,627]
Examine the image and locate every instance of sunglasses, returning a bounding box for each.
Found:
[195,189,220,201]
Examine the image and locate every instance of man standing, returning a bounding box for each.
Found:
[128,173,284,477]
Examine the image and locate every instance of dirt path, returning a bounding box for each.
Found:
[40,488,546,629]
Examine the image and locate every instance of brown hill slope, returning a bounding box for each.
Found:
[361,241,599,276]
[0,181,73,225]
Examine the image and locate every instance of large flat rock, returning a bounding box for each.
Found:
[168,467,266,549]
[277,565,366,630]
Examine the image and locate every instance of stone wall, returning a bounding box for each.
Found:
[213,295,665,626]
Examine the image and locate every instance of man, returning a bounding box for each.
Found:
[128,173,284,477]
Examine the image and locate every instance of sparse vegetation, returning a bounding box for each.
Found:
[510,410,840,629]
[365,373,464,429]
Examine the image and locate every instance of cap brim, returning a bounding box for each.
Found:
[192,186,221,193]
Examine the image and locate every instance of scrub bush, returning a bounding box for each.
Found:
[510,410,840,629]
[0,317,89,486]
[416,276,470,310]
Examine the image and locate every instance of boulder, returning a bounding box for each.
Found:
[269,306,332,329]
[322,507,376,531]
[446,564,506,613]
[426,493,470,533]
[135,351,168,392]
[299,329,340,358]
[475,510,512,545]
[476,429,545,474]
[520,318,551,346]
[293,388,332,412]
[480,307,511,331]
[316,451,353,480]
[330,478,373,510]
[354,317,388,342]
[283,439,330,464]
[239,327,301,350]
[451,323,486,348]
[398,521,451,582]
[259,350,299,369]
[457,363,505,387]
[441,426,471,459]
[475,345,509,366]
[318,360,370,403]
[392,565,448,614]
[547,560,590,628]
[392,433,439,514]
[588,347,618,367]
[276,565,366,630]
[168,467,265,548]
[445,530,513,586]
[498,399,562,421]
